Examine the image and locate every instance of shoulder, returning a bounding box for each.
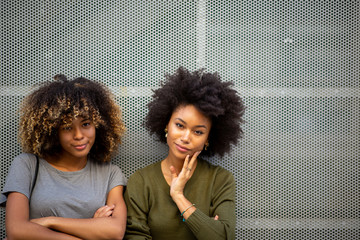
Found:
[132,161,160,176]
[125,162,162,204]
[88,160,125,176]
[87,160,127,187]
[10,153,37,169]
[15,152,37,161]
[198,159,234,179]
[1,153,38,204]
[197,160,235,199]
[196,159,235,192]
[128,161,161,183]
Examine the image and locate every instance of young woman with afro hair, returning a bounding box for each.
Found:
[124,67,245,240]
[1,75,127,240]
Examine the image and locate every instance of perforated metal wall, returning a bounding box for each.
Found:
[1,1,359,239]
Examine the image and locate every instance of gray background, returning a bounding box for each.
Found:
[1,0,359,239]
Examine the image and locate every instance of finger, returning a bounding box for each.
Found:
[188,151,201,169]
[107,204,115,212]
[182,155,190,172]
[96,209,113,218]
[104,209,114,217]
[214,215,219,220]
[94,205,114,218]
[93,206,105,218]
[102,205,115,217]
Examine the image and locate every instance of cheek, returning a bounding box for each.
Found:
[166,132,172,145]
[197,135,210,150]
[166,126,176,139]
[92,129,96,140]
[166,127,179,146]
[191,137,206,150]
[195,142,205,151]
[58,133,69,145]
[88,128,96,140]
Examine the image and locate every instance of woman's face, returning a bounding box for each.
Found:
[58,117,96,162]
[166,104,211,162]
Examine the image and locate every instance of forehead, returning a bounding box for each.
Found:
[171,104,211,127]
[61,116,88,124]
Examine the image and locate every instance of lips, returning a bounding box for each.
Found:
[175,143,190,153]
[73,144,87,150]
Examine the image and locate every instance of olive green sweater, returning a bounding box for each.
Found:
[124,159,236,240]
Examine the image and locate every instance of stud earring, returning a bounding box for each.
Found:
[165,128,168,138]
[204,142,209,151]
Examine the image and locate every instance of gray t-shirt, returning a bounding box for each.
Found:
[1,153,127,219]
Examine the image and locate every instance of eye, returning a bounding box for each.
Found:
[175,123,184,128]
[82,122,91,127]
[194,130,204,135]
[62,126,72,131]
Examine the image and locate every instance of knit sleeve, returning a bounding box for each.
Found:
[185,169,236,240]
[124,171,152,240]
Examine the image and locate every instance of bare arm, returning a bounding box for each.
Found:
[5,192,81,240]
[31,185,127,240]
[169,152,201,221]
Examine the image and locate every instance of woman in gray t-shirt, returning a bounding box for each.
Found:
[1,75,127,239]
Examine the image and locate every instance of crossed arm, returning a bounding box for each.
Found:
[5,185,126,240]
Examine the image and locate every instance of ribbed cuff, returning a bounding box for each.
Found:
[185,209,210,234]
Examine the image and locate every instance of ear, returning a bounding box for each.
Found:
[204,140,209,151]
[164,124,169,138]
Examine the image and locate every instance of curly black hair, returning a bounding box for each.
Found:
[145,67,245,157]
[19,74,125,162]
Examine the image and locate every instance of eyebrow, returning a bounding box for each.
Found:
[175,118,208,129]
[76,116,90,121]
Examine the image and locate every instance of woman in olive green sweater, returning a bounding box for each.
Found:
[124,67,245,240]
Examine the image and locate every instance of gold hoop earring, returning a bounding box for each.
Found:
[165,128,168,138]
[204,142,209,151]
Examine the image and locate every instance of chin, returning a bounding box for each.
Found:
[175,151,195,160]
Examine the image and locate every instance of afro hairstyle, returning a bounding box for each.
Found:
[144,67,245,157]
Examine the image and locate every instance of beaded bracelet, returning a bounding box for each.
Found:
[181,203,195,222]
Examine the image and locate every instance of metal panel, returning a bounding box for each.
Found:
[1,1,359,239]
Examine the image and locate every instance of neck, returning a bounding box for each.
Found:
[161,154,198,186]
[162,156,183,174]
[162,154,198,175]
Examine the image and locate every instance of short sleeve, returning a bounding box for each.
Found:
[108,163,127,193]
[1,153,38,207]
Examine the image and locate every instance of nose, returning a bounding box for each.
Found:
[73,127,84,140]
[180,130,190,143]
